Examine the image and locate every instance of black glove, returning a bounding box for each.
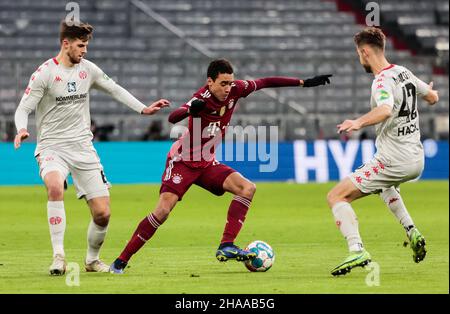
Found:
[303,74,333,87]
[188,99,206,116]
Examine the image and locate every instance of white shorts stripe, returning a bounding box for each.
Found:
[164,159,175,181]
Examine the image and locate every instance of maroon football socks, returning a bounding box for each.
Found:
[220,195,252,244]
[118,213,161,262]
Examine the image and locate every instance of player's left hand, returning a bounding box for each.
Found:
[142,99,170,115]
[188,99,206,116]
[14,128,30,150]
[337,119,362,134]
[303,74,333,87]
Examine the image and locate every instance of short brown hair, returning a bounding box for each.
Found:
[59,20,93,44]
[354,27,386,51]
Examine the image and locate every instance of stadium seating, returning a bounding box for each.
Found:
[0,0,448,141]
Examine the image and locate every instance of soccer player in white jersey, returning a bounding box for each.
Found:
[327,27,439,276]
[14,21,170,275]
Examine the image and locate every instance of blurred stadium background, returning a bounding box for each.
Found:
[0,0,448,143]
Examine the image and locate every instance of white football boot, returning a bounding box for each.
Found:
[49,254,67,276]
[85,259,110,273]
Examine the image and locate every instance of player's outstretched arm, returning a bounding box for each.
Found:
[422,82,439,106]
[337,104,392,134]
[141,99,170,115]
[301,74,333,87]
[247,75,332,94]
[89,61,168,114]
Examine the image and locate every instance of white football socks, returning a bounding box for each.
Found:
[86,220,108,264]
[332,202,364,252]
[47,201,66,257]
[381,187,415,236]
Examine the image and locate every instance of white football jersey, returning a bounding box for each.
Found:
[369,64,430,165]
[15,58,146,156]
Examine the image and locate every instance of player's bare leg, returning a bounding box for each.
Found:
[216,172,257,262]
[110,192,179,273]
[152,192,179,224]
[84,196,111,272]
[327,178,371,276]
[44,171,67,276]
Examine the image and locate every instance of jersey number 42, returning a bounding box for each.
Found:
[398,82,417,122]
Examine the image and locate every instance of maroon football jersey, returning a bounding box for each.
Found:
[169,80,257,168]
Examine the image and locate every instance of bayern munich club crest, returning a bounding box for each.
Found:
[172,173,183,184]
[79,71,87,79]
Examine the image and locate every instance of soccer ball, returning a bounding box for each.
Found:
[244,240,275,272]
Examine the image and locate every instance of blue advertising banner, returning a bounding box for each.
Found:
[0,140,447,185]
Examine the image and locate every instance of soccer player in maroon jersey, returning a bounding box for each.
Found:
[110,59,331,273]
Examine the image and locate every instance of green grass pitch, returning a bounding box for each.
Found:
[0,181,448,294]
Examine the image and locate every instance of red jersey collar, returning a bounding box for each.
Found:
[378,64,395,75]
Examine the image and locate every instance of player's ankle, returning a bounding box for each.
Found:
[114,258,128,269]
[218,242,234,250]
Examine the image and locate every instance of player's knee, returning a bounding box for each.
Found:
[93,210,110,227]
[327,188,352,208]
[154,207,170,223]
[90,199,111,226]
[46,184,64,200]
[326,189,340,208]
[155,193,177,222]
[326,190,333,203]
[240,182,256,199]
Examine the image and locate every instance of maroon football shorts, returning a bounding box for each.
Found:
[160,157,236,201]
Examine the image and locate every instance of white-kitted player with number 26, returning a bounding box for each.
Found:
[14,20,169,275]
